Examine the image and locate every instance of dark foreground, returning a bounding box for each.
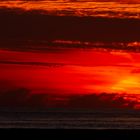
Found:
[0,108,140,129]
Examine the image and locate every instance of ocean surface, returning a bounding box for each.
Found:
[0,109,140,129]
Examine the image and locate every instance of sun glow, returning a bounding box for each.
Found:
[111,76,140,94]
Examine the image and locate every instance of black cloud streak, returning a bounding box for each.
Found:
[0,8,140,46]
[0,61,64,67]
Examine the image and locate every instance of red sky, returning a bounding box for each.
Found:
[1,48,140,95]
[0,0,140,109]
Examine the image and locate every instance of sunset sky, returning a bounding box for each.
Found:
[0,0,140,109]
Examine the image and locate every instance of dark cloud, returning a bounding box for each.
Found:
[0,61,64,67]
[67,93,138,109]
[0,87,139,110]
[0,7,140,46]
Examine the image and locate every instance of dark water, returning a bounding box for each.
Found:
[0,109,140,129]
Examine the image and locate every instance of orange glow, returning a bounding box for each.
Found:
[0,1,140,19]
[1,48,140,96]
[111,76,140,93]
[1,47,140,108]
